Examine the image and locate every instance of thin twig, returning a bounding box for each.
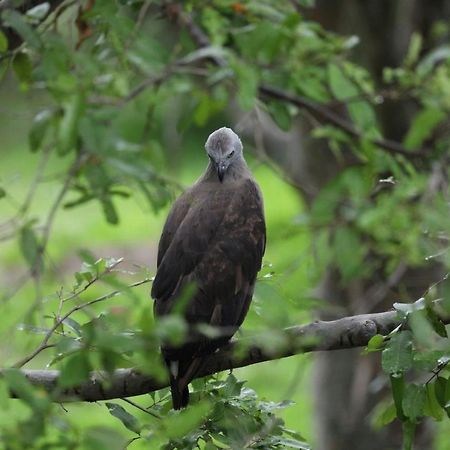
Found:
[121,397,162,419]
[166,4,426,160]
[12,277,152,368]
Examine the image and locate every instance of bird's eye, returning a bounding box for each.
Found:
[227,150,235,159]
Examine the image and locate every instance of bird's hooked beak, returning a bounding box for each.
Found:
[216,161,227,182]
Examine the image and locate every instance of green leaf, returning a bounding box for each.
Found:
[404,32,422,67]
[57,93,84,155]
[1,9,41,51]
[274,437,310,449]
[390,374,406,421]
[403,108,445,150]
[393,298,426,318]
[155,400,211,441]
[19,225,41,269]
[382,331,413,375]
[0,187,6,199]
[0,30,8,53]
[101,197,119,225]
[333,226,366,281]
[26,2,50,22]
[267,101,292,131]
[82,426,126,450]
[12,51,33,87]
[62,317,82,337]
[29,109,56,152]
[364,334,385,353]
[232,61,258,110]
[2,369,49,413]
[328,63,377,132]
[105,402,141,434]
[402,421,416,450]
[58,352,91,387]
[425,381,444,421]
[402,384,426,422]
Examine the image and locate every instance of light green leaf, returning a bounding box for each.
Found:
[232,61,258,110]
[328,63,377,132]
[58,352,91,388]
[333,226,366,281]
[26,2,50,21]
[403,108,445,150]
[404,32,422,67]
[82,426,126,450]
[364,334,385,353]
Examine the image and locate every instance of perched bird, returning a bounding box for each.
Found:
[151,127,266,409]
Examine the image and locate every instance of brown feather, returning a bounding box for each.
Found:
[151,130,265,409]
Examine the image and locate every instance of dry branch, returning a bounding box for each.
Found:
[17,309,402,402]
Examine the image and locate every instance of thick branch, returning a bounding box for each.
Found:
[18,309,401,402]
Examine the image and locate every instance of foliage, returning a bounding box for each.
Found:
[0,0,450,449]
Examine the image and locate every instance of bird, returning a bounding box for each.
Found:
[151,127,266,409]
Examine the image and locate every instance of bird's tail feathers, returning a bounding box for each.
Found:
[168,357,205,410]
[170,374,190,410]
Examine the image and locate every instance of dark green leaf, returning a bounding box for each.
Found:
[426,308,448,338]
[425,382,444,421]
[29,109,56,152]
[0,30,8,53]
[1,9,41,50]
[267,101,292,131]
[101,197,119,225]
[0,187,6,199]
[402,421,416,450]
[390,374,406,421]
[402,384,426,422]
[105,402,141,434]
[57,94,84,155]
[12,51,32,86]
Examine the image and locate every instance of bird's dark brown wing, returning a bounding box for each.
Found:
[152,178,265,333]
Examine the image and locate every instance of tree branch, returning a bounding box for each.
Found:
[14,309,407,402]
[166,3,425,160]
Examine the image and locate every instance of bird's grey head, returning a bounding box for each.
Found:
[205,127,243,182]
